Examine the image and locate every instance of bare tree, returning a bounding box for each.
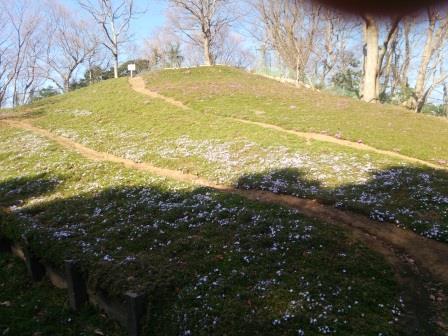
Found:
[361,15,401,102]
[407,6,448,111]
[84,46,111,85]
[143,26,182,68]
[388,18,413,100]
[255,0,327,86]
[168,0,237,66]
[312,9,355,86]
[248,0,358,87]
[14,32,45,105]
[45,1,99,92]
[443,81,448,115]
[214,28,255,68]
[78,0,139,78]
[0,8,12,107]
[0,0,42,107]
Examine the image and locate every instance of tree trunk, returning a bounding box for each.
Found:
[203,35,213,66]
[415,90,430,112]
[0,91,5,108]
[362,16,379,103]
[113,53,119,78]
[12,74,20,107]
[110,20,119,79]
[443,84,448,115]
[411,12,435,109]
[401,19,412,87]
[64,77,70,93]
[296,55,301,84]
[381,55,393,99]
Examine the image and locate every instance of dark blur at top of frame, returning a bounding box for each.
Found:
[315,0,446,16]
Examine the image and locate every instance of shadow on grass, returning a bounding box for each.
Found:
[0,252,125,336]
[236,165,448,243]
[0,174,61,242]
[0,174,60,206]
[0,167,444,335]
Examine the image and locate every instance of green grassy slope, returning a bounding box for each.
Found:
[0,124,410,335]
[144,66,448,165]
[19,78,448,243]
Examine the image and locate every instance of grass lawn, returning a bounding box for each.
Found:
[144,66,448,165]
[18,77,448,243]
[0,124,417,335]
[0,252,124,335]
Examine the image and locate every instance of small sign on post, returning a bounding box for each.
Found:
[128,64,136,78]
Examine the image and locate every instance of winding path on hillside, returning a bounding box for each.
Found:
[129,77,448,172]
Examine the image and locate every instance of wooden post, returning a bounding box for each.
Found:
[21,237,45,281]
[65,260,88,310]
[125,291,146,336]
[0,236,10,252]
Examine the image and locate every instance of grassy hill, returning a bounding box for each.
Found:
[17,76,448,243]
[144,66,448,165]
[1,66,447,335]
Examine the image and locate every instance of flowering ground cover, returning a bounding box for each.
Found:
[144,66,448,165]
[0,124,431,335]
[24,78,448,243]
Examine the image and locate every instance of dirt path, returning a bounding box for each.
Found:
[231,118,448,170]
[130,77,190,110]
[3,118,448,333]
[129,77,448,171]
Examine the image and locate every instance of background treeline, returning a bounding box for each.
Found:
[1,0,448,117]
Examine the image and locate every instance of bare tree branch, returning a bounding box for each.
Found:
[78,0,140,78]
[45,1,100,92]
[168,0,239,65]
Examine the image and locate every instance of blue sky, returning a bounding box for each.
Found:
[129,0,168,42]
[65,0,168,45]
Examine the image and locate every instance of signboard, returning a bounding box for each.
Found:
[128,63,136,78]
